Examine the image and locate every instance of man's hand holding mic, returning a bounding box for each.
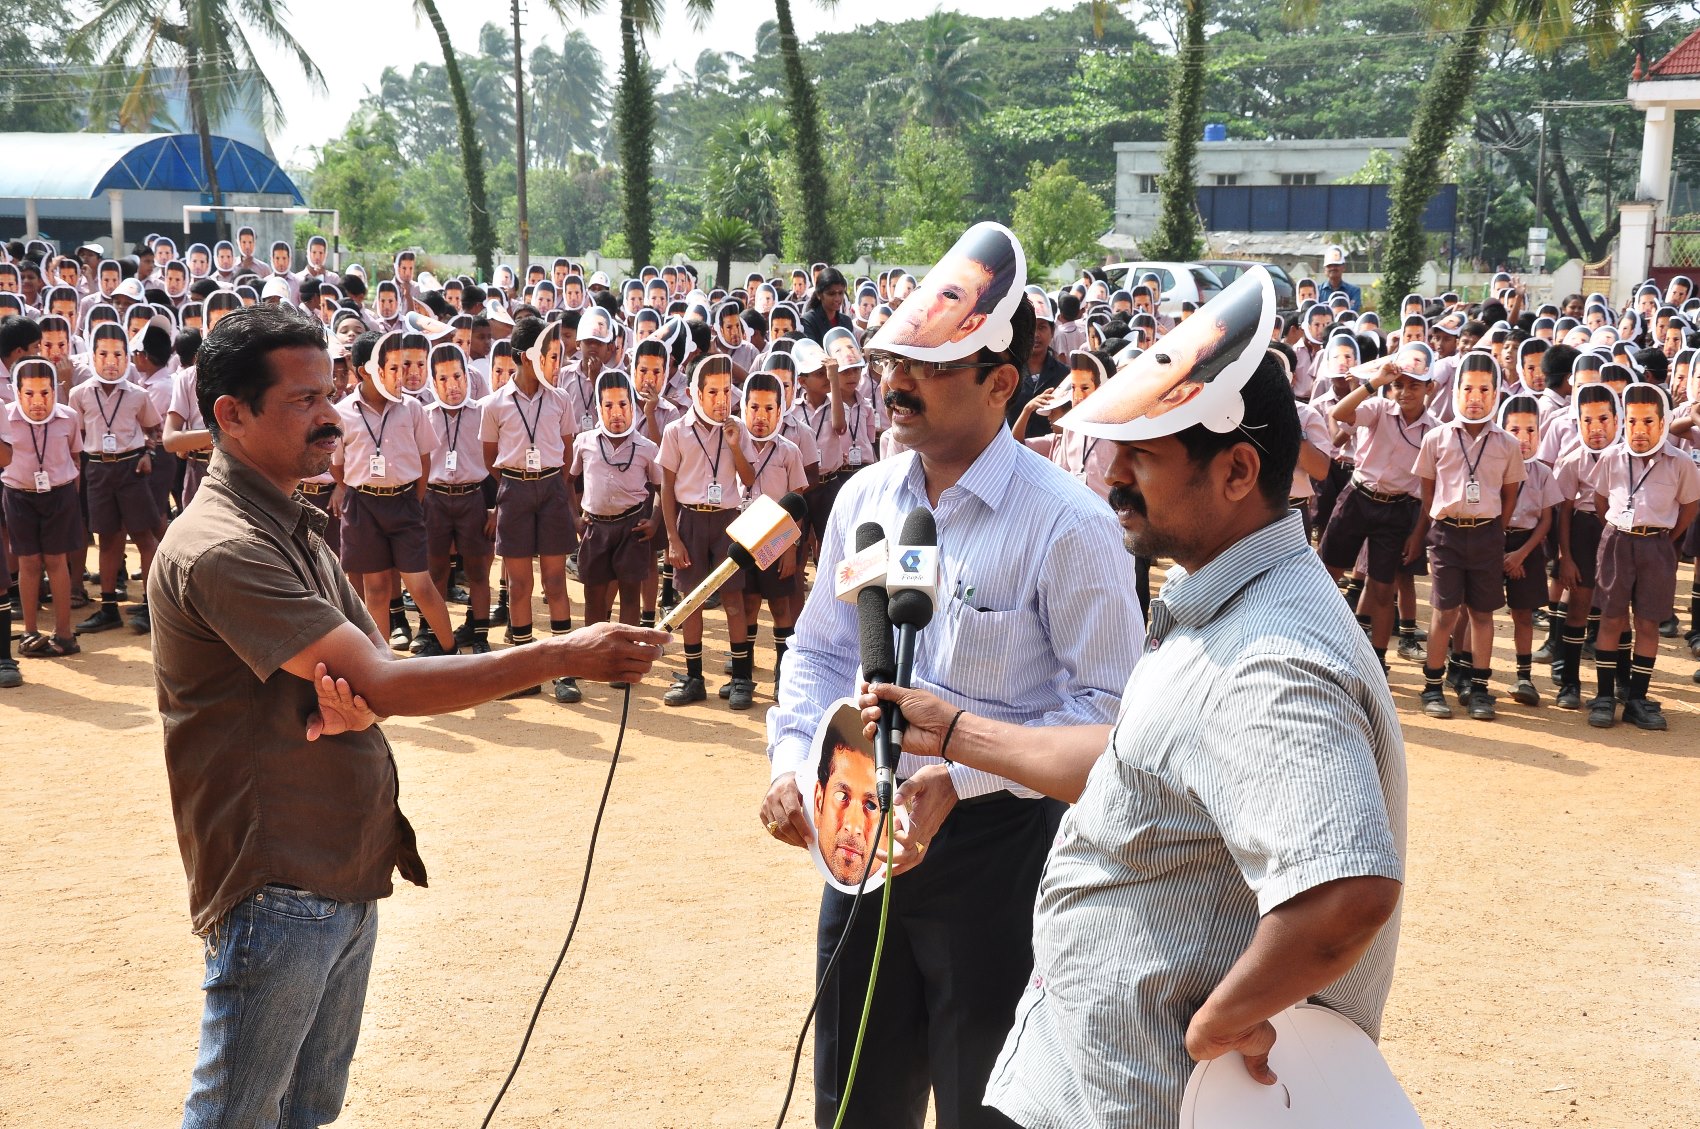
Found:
[543,621,674,685]
[858,681,960,877]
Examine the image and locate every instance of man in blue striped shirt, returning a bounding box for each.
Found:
[761,223,1144,1129]
[866,269,1406,1129]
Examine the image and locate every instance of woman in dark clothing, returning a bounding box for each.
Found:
[798,266,855,344]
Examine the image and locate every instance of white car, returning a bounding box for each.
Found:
[1099,261,1225,315]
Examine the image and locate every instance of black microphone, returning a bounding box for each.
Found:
[853,520,897,811]
[886,507,938,753]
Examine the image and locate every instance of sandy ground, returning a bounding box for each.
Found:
[3,558,1700,1129]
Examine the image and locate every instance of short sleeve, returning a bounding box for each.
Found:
[181,540,355,681]
[413,403,439,455]
[1537,465,1565,511]
[569,432,587,476]
[1412,427,1440,480]
[657,424,681,474]
[1677,456,1700,505]
[786,445,808,494]
[1192,653,1402,915]
[478,397,501,443]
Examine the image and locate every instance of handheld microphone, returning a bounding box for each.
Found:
[853,522,898,811]
[886,506,938,751]
[657,491,806,632]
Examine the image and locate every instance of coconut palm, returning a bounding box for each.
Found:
[413,0,502,278]
[529,31,610,168]
[70,0,324,240]
[771,0,836,262]
[883,9,991,132]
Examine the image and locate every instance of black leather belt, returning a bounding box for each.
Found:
[498,466,560,481]
[356,480,415,497]
[588,502,645,522]
[428,482,483,496]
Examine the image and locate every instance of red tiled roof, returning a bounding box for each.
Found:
[1649,27,1700,78]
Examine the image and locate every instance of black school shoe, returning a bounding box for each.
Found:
[126,603,151,634]
[727,678,755,710]
[664,675,706,706]
[1586,695,1617,728]
[76,605,123,634]
[1623,698,1668,731]
[1659,617,1680,638]
[0,659,21,688]
[1555,684,1582,710]
[1420,689,1453,719]
[1467,690,1497,721]
[553,677,582,704]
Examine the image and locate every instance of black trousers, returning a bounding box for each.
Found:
[814,793,1065,1129]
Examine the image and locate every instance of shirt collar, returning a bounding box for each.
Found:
[1154,509,1311,631]
[205,447,326,538]
[901,426,1020,512]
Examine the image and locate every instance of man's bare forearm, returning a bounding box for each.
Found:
[946,715,1112,803]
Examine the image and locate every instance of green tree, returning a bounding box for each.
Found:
[700,107,788,251]
[414,0,499,278]
[1012,160,1110,269]
[616,0,714,269]
[890,122,975,263]
[688,216,761,289]
[71,0,324,240]
[529,31,612,166]
[1144,0,1207,261]
[308,113,421,250]
[1,2,89,132]
[773,0,835,263]
[883,10,992,131]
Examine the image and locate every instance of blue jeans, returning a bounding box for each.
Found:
[181,886,378,1129]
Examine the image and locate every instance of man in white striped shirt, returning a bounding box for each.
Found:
[867,269,1406,1129]
[762,224,1144,1129]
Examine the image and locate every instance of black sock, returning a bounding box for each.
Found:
[1689,582,1700,630]
[1471,667,1490,696]
[101,590,118,613]
[1548,599,1565,617]
[1423,665,1444,694]
[1585,610,1600,644]
[1560,626,1585,687]
[472,617,490,642]
[1595,651,1616,700]
[462,603,476,629]
[1373,645,1387,667]
[1446,653,1467,680]
[1398,619,1418,639]
[496,583,509,609]
[1628,654,1655,700]
[773,626,793,679]
[1516,652,1532,681]
[1617,645,1632,691]
[731,642,754,681]
[746,625,760,647]
[639,610,656,627]
[0,603,11,661]
[685,643,703,680]
[510,624,534,645]
[550,617,573,635]
[388,597,405,628]
[1356,612,1372,631]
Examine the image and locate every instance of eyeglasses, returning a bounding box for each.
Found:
[867,354,1008,383]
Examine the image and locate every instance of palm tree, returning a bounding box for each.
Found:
[71,0,324,242]
[512,0,605,279]
[617,0,714,270]
[529,31,610,168]
[414,0,500,279]
[1315,0,1646,301]
[884,10,991,132]
[772,0,835,263]
[1144,0,1207,261]
[688,217,761,291]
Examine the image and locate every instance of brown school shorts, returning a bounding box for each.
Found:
[1318,485,1425,583]
[339,486,429,574]
[495,473,576,559]
[85,456,161,537]
[1595,525,1679,622]
[426,487,493,560]
[3,482,83,557]
[1427,520,1506,613]
[577,503,656,586]
[1503,527,1548,612]
[676,506,739,593]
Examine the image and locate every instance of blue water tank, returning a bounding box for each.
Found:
[1203,123,1228,142]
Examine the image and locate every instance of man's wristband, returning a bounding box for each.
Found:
[940,708,966,765]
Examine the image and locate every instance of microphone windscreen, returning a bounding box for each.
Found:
[781,490,809,526]
[859,588,896,684]
[898,505,937,547]
[854,520,884,554]
[729,542,757,570]
[889,587,934,630]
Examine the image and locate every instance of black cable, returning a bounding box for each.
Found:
[481,684,633,1128]
[772,806,891,1129]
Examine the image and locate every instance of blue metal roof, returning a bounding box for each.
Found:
[0,132,302,204]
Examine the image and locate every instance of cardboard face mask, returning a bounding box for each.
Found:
[823,326,865,371]
[1574,383,1620,453]
[692,355,735,425]
[365,331,406,403]
[1322,332,1360,379]
[804,699,889,895]
[869,222,1027,362]
[1453,356,1500,424]
[14,359,58,424]
[742,372,786,440]
[90,324,130,383]
[1499,394,1543,461]
[1621,384,1670,457]
[631,346,669,402]
[596,370,638,439]
[430,344,471,408]
[1063,266,1277,441]
[527,322,565,387]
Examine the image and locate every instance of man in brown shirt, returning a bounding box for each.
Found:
[151,305,669,1129]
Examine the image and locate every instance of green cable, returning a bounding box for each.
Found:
[830,807,899,1129]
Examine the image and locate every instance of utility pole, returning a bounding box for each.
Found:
[1532,104,1549,225]
[513,0,529,281]
[1604,126,1617,218]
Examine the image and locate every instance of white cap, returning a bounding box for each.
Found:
[416,270,441,293]
[126,313,175,354]
[588,271,612,289]
[487,299,515,326]
[112,277,145,301]
[262,276,291,302]
[1322,244,1347,267]
[405,310,454,341]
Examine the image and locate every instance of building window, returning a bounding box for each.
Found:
[1138,174,1159,194]
[1280,172,1319,186]
[1213,174,1238,187]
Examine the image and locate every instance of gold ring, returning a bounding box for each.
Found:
[766,820,781,836]
[915,841,928,853]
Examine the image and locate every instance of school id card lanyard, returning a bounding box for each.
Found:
[1457,427,1489,505]
[94,382,125,455]
[691,420,726,507]
[357,400,392,479]
[1624,451,1658,527]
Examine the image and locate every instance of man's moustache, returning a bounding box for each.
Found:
[884,391,924,414]
[1107,485,1146,516]
[308,426,344,443]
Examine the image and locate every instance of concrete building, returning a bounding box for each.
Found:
[1112,136,1410,246]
